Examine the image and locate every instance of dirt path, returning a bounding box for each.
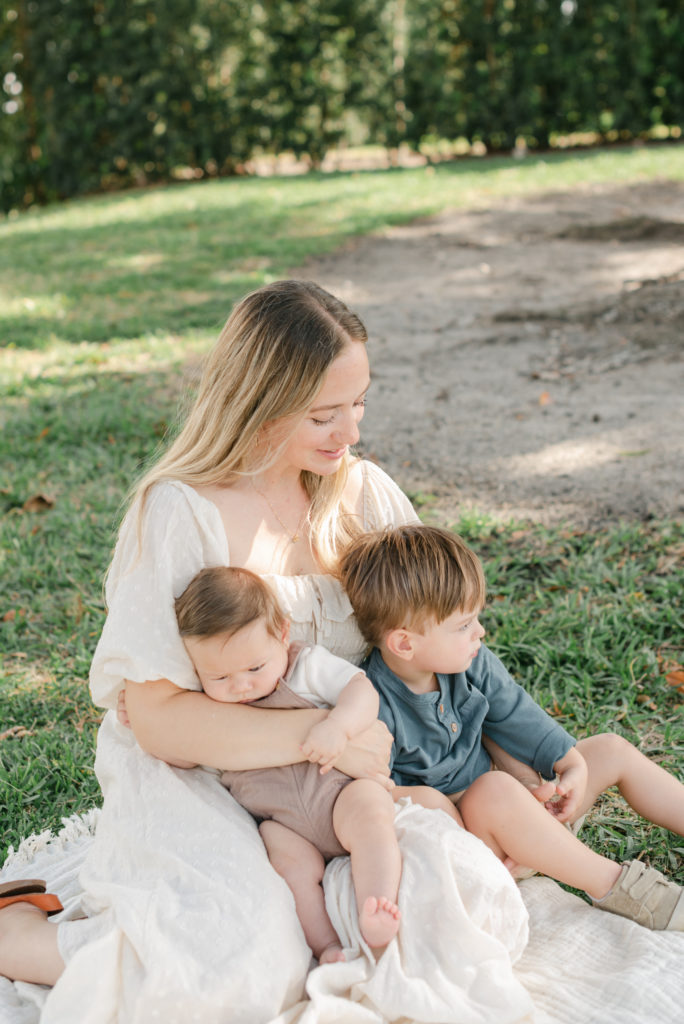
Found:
[302,179,684,526]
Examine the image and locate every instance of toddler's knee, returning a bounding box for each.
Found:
[581,732,633,760]
[459,769,521,821]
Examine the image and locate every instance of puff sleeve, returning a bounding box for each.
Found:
[89,481,229,709]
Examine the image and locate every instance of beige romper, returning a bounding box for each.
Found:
[220,643,363,860]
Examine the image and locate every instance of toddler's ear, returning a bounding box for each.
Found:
[385,627,415,661]
[281,619,291,644]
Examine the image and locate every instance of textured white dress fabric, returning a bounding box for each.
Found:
[2,461,684,1024]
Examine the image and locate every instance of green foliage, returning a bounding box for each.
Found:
[228,0,392,164]
[0,0,244,209]
[403,0,684,150]
[1,1,682,210]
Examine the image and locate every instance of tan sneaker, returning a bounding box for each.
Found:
[593,860,684,931]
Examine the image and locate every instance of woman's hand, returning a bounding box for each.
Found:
[117,689,131,729]
[333,719,394,791]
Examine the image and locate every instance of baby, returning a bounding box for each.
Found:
[339,523,684,931]
[174,565,461,962]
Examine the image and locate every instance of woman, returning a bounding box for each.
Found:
[0,280,420,1012]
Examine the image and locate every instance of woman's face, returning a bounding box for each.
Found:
[267,341,371,477]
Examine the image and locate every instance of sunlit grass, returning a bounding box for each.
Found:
[2,143,683,351]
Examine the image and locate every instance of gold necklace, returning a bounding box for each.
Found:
[251,479,308,545]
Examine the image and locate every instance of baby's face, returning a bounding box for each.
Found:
[185,618,289,703]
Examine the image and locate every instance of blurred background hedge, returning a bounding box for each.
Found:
[1,0,682,212]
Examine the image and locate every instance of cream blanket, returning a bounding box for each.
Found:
[2,718,683,1024]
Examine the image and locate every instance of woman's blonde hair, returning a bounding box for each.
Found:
[338,524,486,648]
[130,280,368,569]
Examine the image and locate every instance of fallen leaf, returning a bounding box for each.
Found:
[2,608,25,622]
[67,592,85,623]
[665,669,684,692]
[655,542,684,574]
[36,427,50,440]
[538,391,551,406]
[0,726,32,741]
[22,493,55,512]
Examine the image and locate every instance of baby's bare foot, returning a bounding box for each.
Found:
[318,941,345,964]
[359,896,400,949]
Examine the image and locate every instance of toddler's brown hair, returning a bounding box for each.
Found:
[339,524,486,648]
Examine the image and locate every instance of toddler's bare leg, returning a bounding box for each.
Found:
[576,733,684,834]
[393,785,465,828]
[482,736,557,803]
[0,904,64,985]
[259,820,344,964]
[332,779,401,951]
[459,771,621,900]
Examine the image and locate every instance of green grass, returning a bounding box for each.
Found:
[1,144,683,878]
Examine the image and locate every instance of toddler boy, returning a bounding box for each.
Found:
[339,524,684,931]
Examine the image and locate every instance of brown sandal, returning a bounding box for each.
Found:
[0,879,63,916]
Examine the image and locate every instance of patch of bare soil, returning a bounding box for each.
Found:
[300,180,684,526]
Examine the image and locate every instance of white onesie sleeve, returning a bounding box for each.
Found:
[287,644,366,708]
[89,481,229,709]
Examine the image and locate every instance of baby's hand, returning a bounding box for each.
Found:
[301,717,349,774]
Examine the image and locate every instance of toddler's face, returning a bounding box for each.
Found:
[185,618,289,703]
[413,606,486,675]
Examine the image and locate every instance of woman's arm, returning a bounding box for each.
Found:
[125,678,393,784]
[125,678,327,770]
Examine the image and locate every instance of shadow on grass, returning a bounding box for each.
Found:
[1,176,438,349]
[4,143,681,350]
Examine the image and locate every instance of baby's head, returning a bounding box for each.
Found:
[175,566,289,703]
[339,525,487,675]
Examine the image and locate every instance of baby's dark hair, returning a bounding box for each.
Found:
[175,566,285,640]
[339,524,486,648]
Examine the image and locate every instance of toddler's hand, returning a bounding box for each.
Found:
[301,717,349,773]
[546,751,588,823]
